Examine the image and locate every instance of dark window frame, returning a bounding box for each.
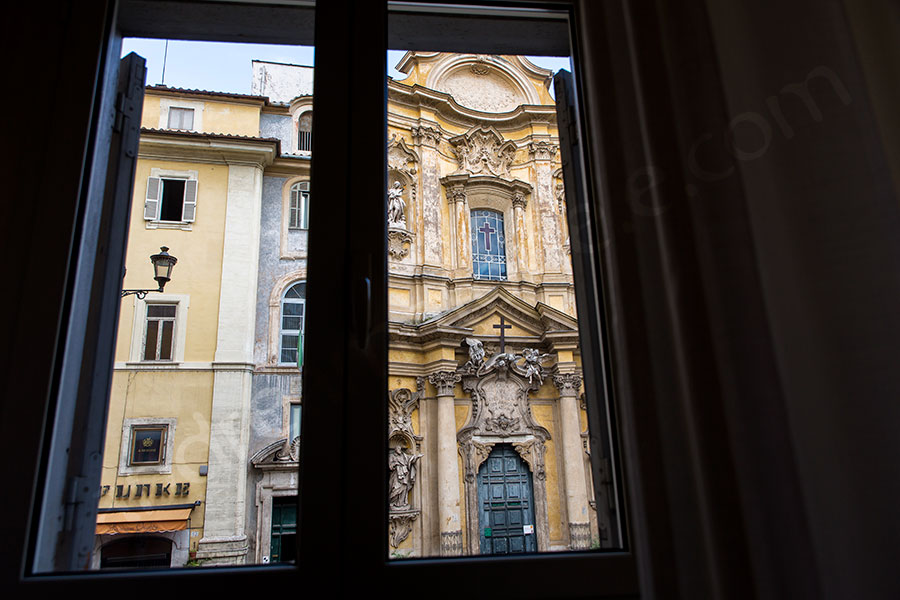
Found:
[11,0,641,597]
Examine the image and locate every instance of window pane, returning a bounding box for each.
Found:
[158,320,174,360]
[85,32,316,571]
[148,304,176,318]
[143,322,159,361]
[385,49,623,559]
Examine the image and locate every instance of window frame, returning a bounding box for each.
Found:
[288,181,310,230]
[279,281,306,367]
[144,168,198,228]
[15,0,640,596]
[126,294,189,365]
[141,303,177,361]
[166,106,195,131]
[470,208,509,281]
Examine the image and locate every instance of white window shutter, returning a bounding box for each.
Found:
[144,177,160,220]
[182,179,198,222]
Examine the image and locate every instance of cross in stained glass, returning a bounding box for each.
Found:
[494,315,512,353]
[479,220,496,251]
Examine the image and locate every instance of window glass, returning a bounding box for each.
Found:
[281,282,306,366]
[471,209,508,281]
[82,35,315,571]
[167,107,194,130]
[297,111,312,152]
[289,182,310,229]
[385,49,623,559]
[143,303,176,361]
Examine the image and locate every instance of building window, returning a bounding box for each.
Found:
[289,182,310,230]
[471,209,508,281]
[297,111,312,152]
[144,177,198,223]
[290,404,301,440]
[143,304,176,361]
[269,496,298,563]
[129,426,167,466]
[167,107,195,130]
[280,282,306,366]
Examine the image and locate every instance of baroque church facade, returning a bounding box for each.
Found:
[94,52,610,568]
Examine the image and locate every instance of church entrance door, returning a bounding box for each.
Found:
[477,444,536,554]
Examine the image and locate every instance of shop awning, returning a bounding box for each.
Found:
[96,507,193,535]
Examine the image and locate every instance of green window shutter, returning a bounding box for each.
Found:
[144,177,160,220]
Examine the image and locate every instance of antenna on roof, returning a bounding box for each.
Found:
[161,39,169,86]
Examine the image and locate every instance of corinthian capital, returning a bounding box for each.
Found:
[552,372,583,395]
[528,140,558,161]
[428,371,462,396]
[413,125,442,148]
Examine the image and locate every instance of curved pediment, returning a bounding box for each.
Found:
[250,437,300,468]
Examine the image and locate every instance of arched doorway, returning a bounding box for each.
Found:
[477,444,536,554]
[100,536,172,569]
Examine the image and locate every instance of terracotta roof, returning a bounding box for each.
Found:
[145,85,270,103]
[140,127,281,145]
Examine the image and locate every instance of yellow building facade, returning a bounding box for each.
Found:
[93,85,303,568]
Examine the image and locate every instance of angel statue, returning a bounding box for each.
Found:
[463,337,485,370]
[387,181,407,229]
[388,446,422,511]
[520,347,552,385]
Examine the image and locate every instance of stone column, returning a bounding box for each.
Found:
[553,372,591,549]
[197,164,263,565]
[512,190,529,277]
[529,141,562,274]
[448,183,470,275]
[414,125,443,270]
[428,370,463,556]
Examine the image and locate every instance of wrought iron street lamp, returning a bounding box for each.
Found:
[121,246,178,299]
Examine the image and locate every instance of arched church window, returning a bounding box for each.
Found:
[297,111,313,152]
[289,181,310,230]
[471,209,507,281]
[280,282,306,366]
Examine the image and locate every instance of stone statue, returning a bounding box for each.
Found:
[388,446,422,510]
[387,181,407,229]
[463,337,485,368]
[520,348,551,385]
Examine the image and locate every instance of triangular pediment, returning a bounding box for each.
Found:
[427,287,577,338]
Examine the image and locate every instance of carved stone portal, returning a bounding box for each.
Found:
[457,339,553,554]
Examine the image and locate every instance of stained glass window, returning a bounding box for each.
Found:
[471,209,508,281]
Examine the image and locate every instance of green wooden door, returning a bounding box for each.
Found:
[270,495,298,563]
[478,444,537,554]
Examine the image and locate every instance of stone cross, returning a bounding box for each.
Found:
[493,315,512,353]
